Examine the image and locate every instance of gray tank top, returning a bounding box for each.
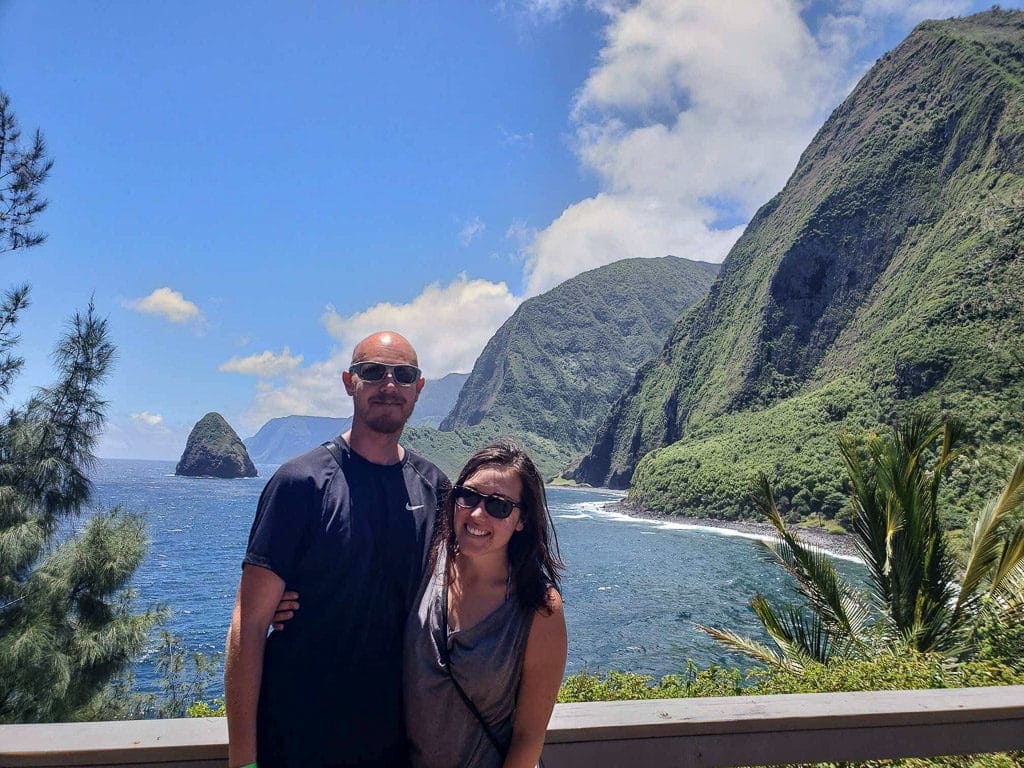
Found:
[404,549,534,768]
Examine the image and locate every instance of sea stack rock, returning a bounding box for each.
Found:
[176,412,257,478]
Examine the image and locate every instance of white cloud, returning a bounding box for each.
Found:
[500,127,536,148]
[458,216,486,246]
[321,275,520,377]
[241,275,521,430]
[243,357,352,430]
[219,347,304,378]
[130,411,164,426]
[505,219,537,261]
[125,287,203,324]
[522,0,841,294]
[501,0,577,23]
[527,193,744,293]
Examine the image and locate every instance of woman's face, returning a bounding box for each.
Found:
[454,465,525,561]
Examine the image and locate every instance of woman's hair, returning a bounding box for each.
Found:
[433,439,564,611]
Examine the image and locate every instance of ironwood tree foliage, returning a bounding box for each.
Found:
[0,90,159,722]
[0,91,52,255]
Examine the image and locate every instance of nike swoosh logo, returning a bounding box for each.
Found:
[405,503,425,511]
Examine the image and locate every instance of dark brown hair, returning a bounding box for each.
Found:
[433,439,563,611]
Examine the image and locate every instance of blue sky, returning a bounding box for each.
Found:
[2,0,1017,459]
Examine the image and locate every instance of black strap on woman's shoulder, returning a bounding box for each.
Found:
[441,577,509,758]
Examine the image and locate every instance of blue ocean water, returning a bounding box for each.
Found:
[87,459,866,698]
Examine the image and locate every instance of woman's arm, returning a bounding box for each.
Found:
[504,589,567,768]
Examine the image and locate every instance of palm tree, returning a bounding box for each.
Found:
[703,414,1024,670]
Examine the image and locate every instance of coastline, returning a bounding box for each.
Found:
[602,499,863,563]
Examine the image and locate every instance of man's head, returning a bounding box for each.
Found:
[343,331,424,436]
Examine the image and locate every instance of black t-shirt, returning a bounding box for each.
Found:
[243,438,448,768]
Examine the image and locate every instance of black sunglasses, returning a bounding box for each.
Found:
[348,361,421,386]
[452,485,522,520]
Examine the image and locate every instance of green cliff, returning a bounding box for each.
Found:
[412,256,720,479]
[575,10,1024,528]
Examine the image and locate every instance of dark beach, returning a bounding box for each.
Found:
[603,498,862,562]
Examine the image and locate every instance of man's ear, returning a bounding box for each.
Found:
[415,377,425,396]
[342,370,356,396]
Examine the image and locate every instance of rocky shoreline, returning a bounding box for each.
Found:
[604,499,863,562]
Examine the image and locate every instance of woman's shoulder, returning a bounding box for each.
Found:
[541,585,563,614]
[524,586,567,669]
[528,586,563,627]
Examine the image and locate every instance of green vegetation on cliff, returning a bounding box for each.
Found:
[404,423,566,481]
[576,10,1024,530]
[413,257,719,478]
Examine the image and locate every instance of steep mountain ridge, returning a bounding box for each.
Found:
[410,257,719,479]
[441,257,719,450]
[576,10,1024,525]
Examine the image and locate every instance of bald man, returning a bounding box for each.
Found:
[225,332,448,768]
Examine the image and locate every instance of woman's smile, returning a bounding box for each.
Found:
[465,523,490,537]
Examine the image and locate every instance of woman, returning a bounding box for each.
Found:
[404,440,567,768]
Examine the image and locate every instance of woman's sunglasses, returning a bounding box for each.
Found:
[348,361,421,386]
[452,485,522,520]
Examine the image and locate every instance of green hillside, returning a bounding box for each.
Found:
[404,423,566,481]
[410,257,719,479]
[576,10,1024,528]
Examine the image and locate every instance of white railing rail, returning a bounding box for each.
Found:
[2,686,1023,767]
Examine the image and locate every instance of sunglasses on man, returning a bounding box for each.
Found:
[452,485,523,520]
[348,361,422,386]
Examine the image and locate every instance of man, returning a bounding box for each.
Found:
[225,331,448,768]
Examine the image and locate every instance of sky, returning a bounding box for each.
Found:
[1,0,1018,459]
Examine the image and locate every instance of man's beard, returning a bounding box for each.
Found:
[363,410,409,435]
[360,398,415,435]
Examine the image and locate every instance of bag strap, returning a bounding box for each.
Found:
[440,576,508,758]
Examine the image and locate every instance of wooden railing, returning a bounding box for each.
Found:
[2,686,1023,767]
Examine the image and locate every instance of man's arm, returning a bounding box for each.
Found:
[224,564,287,768]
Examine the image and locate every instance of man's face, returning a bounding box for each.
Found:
[343,337,424,436]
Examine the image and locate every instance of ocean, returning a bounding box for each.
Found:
[87,458,865,698]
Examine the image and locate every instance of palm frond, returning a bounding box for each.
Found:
[754,474,860,639]
[990,559,1024,624]
[698,624,796,671]
[840,432,891,599]
[996,452,1024,516]
[957,451,1024,620]
[750,594,835,666]
[957,498,1006,618]
[991,522,1024,597]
